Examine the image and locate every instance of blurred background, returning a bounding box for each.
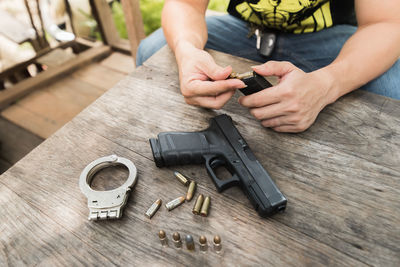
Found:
[0,0,229,72]
[0,0,229,174]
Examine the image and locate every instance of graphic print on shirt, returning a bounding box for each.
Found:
[234,0,333,33]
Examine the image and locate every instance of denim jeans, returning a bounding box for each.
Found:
[137,15,400,99]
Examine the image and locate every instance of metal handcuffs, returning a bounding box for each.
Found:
[79,155,138,221]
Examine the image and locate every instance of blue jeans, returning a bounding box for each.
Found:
[137,15,400,99]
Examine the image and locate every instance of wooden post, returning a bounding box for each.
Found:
[90,0,121,46]
[89,0,145,60]
[121,0,145,61]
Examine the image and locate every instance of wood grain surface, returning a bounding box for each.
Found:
[0,46,399,266]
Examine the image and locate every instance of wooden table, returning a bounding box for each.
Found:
[1,46,399,266]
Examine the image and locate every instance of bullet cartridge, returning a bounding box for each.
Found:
[145,199,161,219]
[186,181,196,201]
[158,230,168,246]
[200,196,211,217]
[172,232,182,248]
[165,196,185,211]
[192,194,204,215]
[173,171,190,186]
[213,235,222,252]
[186,234,195,250]
[229,71,253,79]
[199,235,208,252]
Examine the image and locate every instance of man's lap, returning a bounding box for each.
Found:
[136,15,399,100]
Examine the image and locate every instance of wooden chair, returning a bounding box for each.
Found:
[90,0,145,60]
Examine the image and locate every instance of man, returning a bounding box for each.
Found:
[137,0,400,132]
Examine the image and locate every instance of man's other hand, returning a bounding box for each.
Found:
[176,42,245,109]
[239,61,336,133]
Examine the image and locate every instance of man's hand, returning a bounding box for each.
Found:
[162,0,245,109]
[176,42,245,109]
[239,61,336,133]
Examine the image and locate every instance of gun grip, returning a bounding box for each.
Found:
[205,156,240,192]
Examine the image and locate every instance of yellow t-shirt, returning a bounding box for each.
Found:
[227,0,356,34]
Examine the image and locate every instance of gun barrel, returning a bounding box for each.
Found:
[211,115,287,216]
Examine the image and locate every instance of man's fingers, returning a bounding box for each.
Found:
[186,79,245,97]
[260,116,292,128]
[261,116,309,133]
[252,61,296,77]
[249,103,287,121]
[238,86,281,108]
[185,90,235,109]
[272,125,307,133]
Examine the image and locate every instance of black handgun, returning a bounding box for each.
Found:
[149,114,287,217]
[230,71,273,95]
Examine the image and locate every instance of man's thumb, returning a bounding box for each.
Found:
[204,65,232,81]
[252,61,296,77]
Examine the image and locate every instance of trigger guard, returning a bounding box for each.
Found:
[205,156,240,192]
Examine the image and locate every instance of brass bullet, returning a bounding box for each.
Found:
[165,196,185,211]
[229,72,238,79]
[158,230,168,246]
[186,180,196,201]
[186,234,195,250]
[159,230,166,239]
[213,235,222,253]
[192,194,204,215]
[145,199,162,219]
[172,232,182,248]
[229,71,253,80]
[173,171,190,186]
[200,196,211,217]
[199,235,208,252]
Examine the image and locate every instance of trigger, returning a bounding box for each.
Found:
[205,156,240,192]
[214,174,240,192]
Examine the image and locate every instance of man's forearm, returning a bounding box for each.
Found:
[319,22,400,103]
[162,0,208,63]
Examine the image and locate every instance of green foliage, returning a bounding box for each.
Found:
[140,0,164,35]
[111,1,128,39]
[78,7,102,40]
[111,0,230,38]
